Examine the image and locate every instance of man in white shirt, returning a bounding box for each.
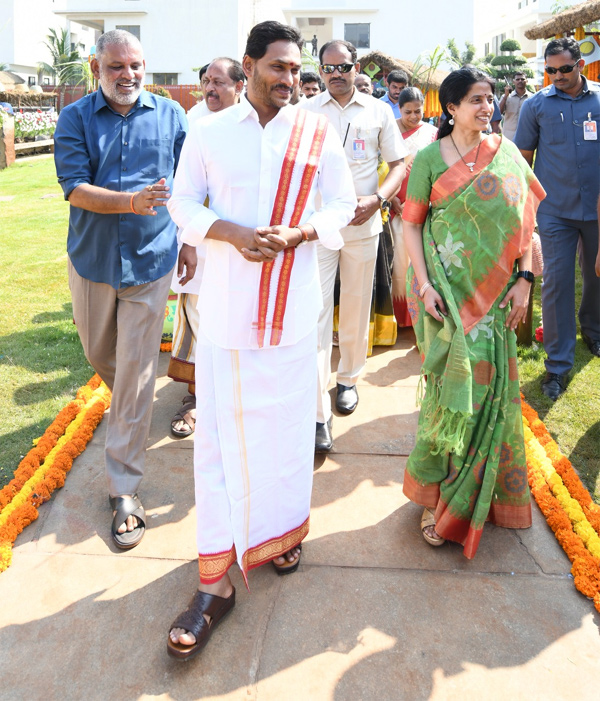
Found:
[499,71,529,141]
[166,21,355,661]
[169,57,245,438]
[304,40,407,452]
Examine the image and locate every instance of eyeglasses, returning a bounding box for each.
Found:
[544,62,579,75]
[321,63,354,74]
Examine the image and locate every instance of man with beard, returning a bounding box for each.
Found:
[169,57,245,438]
[166,21,355,660]
[54,29,191,549]
[379,69,408,118]
[304,40,406,452]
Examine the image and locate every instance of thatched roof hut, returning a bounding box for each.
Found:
[0,70,26,88]
[525,0,600,40]
[358,51,449,90]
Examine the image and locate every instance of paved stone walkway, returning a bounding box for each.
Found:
[1,329,599,699]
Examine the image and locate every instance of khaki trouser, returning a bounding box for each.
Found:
[316,234,379,424]
[68,258,172,497]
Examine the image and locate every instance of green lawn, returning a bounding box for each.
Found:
[0,158,599,503]
[0,157,92,488]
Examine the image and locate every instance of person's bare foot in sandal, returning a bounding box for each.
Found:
[171,394,196,438]
[169,574,234,648]
[421,507,445,546]
[272,546,301,568]
[272,544,302,574]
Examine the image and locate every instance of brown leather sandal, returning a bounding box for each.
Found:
[167,587,236,661]
[171,395,196,438]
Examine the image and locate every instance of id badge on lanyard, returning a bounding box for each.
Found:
[583,112,597,141]
[352,127,366,160]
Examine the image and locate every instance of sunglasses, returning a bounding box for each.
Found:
[321,63,354,74]
[544,61,579,75]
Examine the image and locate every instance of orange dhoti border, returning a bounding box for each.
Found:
[194,328,316,585]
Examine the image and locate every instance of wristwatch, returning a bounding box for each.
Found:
[516,270,534,283]
[375,192,390,208]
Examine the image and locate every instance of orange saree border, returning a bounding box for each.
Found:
[430,133,501,206]
[403,470,532,559]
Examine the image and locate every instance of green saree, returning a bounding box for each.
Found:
[402,134,545,558]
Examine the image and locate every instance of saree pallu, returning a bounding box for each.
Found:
[403,136,545,558]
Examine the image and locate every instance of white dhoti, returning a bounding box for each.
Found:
[194,328,316,585]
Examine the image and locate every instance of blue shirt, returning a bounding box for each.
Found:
[54,89,188,288]
[379,92,400,119]
[514,77,600,221]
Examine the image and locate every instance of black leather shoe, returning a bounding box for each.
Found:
[582,333,600,358]
[541,372,568,401]
[315,417,333,453]
[335,383,358,415]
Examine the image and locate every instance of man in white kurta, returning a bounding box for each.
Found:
[168,58,245,437]
[166,21,355,660]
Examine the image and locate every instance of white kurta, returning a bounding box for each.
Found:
[168,97,356,584]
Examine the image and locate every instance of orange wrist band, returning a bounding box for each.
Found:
[130,192,138,215]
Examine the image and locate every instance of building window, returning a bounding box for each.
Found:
[28,76,36,86]
[152,73,178,85]
[344,23,370,49]
[116,25,140,40]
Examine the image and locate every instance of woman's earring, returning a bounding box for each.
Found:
[449,117,454,125]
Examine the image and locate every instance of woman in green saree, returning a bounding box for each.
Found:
[402,68,546,558]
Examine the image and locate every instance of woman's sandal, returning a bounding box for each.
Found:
[271,543,302,575]
[421,508,445,547]
[167,587,236,661]
[171,395,196,438]
[109,494,146,550]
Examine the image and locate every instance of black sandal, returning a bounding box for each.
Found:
[109,494,146,549]
[272,543,302,575]
[167,587,236,661]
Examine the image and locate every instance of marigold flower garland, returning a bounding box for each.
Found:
[0,375,111,573]
[521,396,600,613]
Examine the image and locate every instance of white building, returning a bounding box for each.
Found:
[0,0,96,85]
[51,0,288,85]
[474,0,578,85]
[283,0,476,63]
[4,0,564,89]
[49,0,478,84]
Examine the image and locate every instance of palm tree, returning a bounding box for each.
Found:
[38,28,84,85]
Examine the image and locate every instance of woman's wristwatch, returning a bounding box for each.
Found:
[516,270,534,284]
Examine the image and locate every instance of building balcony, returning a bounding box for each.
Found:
[53,0,147,32]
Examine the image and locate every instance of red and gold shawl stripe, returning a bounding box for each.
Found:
[256,109,328,348]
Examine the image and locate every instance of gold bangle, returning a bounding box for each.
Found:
[130,192,139,215]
